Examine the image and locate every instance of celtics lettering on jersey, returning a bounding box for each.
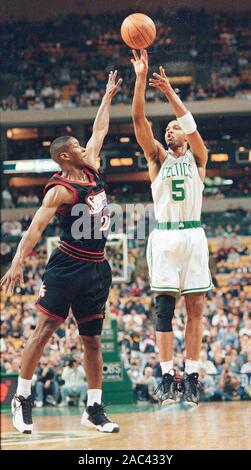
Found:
[161,161,193,202]
[162,161,192,180]
[151,149,204,223]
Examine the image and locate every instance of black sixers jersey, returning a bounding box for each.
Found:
[44,164,110,254]
[37,164,112,331]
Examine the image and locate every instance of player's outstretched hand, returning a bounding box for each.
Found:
[131,49,148,77]
[0,263,24,295]
[149,66,171,94]
[105,70,123,98]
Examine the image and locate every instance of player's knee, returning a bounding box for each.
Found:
[79,318,103,338]
[155,294,176,332]
[81,335,102,355]
[187,309,203,321]
[186,294,204,319]
[33,318,59,344]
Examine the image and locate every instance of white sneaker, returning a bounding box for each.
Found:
[58,401,68,407]
[81,402,119,433]
[11,394,33,434]
[35,401,43,408]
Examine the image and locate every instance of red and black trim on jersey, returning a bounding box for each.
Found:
[58,240,105,262]
[44,165,98,215]
[44,165,109,253]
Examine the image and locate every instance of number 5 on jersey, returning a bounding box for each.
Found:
[172,179,185,201]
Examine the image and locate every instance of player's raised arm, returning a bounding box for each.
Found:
[0,185,74,294]
[85,70,122,167]
[131,49,165,168]
[149,66,208,177]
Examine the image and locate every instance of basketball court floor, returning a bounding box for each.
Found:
[1,402,250,450]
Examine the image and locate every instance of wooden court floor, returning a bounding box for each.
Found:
[1,402,250,450]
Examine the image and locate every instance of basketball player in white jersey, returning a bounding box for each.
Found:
[131,49,213,406]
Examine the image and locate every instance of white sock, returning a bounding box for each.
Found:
[160,361,174,376]
[17,377,32,398]
[185,359,199,375]
[87,389,102,407]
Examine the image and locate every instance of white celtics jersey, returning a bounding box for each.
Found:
[151,149,204,222]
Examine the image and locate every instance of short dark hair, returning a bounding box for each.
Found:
[67,358,76,367]
[50,135,72,161]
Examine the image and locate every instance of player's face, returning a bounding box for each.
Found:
[165,121,186,149]
[67,138,87,166]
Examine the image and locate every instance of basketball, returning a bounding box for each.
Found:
[121,13,156,49]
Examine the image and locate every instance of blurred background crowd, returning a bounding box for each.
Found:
[1,204,251,405]
[1,4,250,407]
[1,9,251,111]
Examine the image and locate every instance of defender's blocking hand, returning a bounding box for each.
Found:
[105,70,123,98]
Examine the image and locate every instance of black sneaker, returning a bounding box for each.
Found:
[11,394,33,434]
[182,372,200,406]
[155,373,177,404]
[81,402,119,433]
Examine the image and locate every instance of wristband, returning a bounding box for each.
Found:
[177,112,197,135]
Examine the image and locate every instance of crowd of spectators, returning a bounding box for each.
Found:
[1,9,251,111]
[1,207,251,405]
[2,169,251,211]
[1,8,250,407]
[2,187,42,209]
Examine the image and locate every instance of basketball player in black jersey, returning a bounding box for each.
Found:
[1,71,122,434]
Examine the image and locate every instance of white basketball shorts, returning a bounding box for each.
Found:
[146,227,213,295]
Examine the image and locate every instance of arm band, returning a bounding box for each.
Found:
[177,111,197,135]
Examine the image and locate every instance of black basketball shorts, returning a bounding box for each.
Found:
[36,247,112,335]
